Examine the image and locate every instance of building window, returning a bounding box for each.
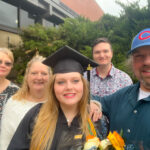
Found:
[42,19,54,27]
[0,1,17,28]
[20,9,35,28]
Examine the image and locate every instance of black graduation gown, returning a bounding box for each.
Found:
[7,104,108,150]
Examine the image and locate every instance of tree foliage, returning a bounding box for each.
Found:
[11,0,150,84]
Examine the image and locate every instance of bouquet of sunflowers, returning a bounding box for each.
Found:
[83,131,125,150]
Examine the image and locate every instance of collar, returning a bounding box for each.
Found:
[138,88,150,101]
[128,82,150,108]
[58,108,80,127]
[127,82,140,107]
[95,64,115,78]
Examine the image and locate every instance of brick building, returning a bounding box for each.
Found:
[61,0,103,21]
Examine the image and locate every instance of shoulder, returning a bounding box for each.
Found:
[112,66,133,83]
[5,82,19,96]
[3,97,15,108]
[2,98,24,123]
[115,83,137,93]
[113,67,130,77]
[9,82,19,89]
[3,100,42,120]
[20,103,42,131]
[6,104,42,150]
[4,98,37,115]
[92,83,137,102]
[108,83,138,96]
[24,103,42,119]
[14,103,42,131]
[2,97,17,115]
[4,97,24,111]
[108,83,139,102]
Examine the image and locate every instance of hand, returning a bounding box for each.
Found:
[90,101,102,122]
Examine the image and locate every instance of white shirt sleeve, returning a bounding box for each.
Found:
[0,98,38,150]
[0,97,17,150]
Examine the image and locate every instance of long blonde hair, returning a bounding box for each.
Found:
[13,55,52,100]
[30,75,90,150]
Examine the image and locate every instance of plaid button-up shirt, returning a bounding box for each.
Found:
[84,65,133,97]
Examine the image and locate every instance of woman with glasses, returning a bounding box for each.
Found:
[0,48,19,126]
[0,55,52,150]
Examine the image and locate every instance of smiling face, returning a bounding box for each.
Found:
[132,46,150,91]
[92,42,113,67]
[54,72,83,108]
[0,52,13,78]
[27,61,49,92]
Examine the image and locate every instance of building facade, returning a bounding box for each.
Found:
[0,0,103,47]
[0,0,78,47]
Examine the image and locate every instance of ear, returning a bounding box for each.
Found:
[111,49,113,57]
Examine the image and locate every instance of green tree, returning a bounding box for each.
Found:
[11,0,150,84]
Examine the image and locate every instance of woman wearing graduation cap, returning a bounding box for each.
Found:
[7,46,108,150]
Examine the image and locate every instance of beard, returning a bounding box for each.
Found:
[140,78,150,91]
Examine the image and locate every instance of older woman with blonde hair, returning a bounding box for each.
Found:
[7,46,108,150]
[0,48,19,126]
[0,55,52,150]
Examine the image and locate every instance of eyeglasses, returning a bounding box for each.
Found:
[0,60,12,67]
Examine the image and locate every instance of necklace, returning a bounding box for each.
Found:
[28,94,46,102]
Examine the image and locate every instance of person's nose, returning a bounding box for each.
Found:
[99,52,104,57]
[65,81,73,90]
[36,73,43,79]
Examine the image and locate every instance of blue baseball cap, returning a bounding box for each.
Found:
[128,28,150,54]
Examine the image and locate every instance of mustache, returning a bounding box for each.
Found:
[141,66,150,70]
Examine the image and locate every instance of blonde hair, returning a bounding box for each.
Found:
[13,55,52,100]
[0,48,14,63]
[30,75,90,150]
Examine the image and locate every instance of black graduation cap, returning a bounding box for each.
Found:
[43,45,98,75]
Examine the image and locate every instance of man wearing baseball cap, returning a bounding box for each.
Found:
[92,28,150,150]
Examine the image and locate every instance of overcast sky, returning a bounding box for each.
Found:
[95,0,148,17]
